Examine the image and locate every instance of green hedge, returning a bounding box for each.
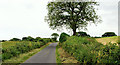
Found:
[62,36,120,64]
[59,32,70,43]
[2,41,49,61]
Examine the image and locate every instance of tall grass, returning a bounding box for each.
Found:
[61,36,120,64]
[2,41,50,61]
[56,45,61,64]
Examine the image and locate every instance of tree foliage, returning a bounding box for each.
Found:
[1,40,7,42]
[59,32,70,43]
[35,37,43,42]
[22,36,34,41]
[9,38,21,41]
[51,33,59,41]
[45,2,101,35]
[51,33,59,38]
[102,32,117,37]
[76,31,90,37]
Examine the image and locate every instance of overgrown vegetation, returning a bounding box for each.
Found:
[2,38,52,61]
[61,36,120,64]
[59,32,70,44]
[3,43,50,64]
[56,45,78,64]
[56,45,61,64]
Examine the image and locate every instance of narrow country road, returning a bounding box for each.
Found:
[21,43,58,65]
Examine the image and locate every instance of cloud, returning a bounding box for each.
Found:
[0,0,119,40]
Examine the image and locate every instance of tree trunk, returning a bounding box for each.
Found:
[73,29,76,36]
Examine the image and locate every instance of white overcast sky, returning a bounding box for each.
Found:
[0,0,119,40]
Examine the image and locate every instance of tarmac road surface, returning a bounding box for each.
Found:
[21,43,58,65]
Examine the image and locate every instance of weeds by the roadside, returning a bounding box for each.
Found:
[3,43,51,64]
[56,45,61,64]
[61,36,120,64]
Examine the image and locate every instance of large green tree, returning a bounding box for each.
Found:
[51,33,59,41]
[45,1,101,35]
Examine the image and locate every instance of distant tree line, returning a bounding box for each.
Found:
[0,32,117,43]
[75,32,117,37]
[8,36,53,43]
[102,32,117,37]
[76,32,90,37]
[0,33,60,42]
[58,32,117,39]
[0,40,7,42]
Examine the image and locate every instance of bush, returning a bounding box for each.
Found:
[62,36,120,64]
[1,40,7,42]
[42,38,52,44]
[59,32,70,43]
[22,37,28,41]
[51,33,59,42]
[9,38,21,41]
[22,36,35,41]
[51,38,56,42]
[34,37,43,42]
[102,32,117,37]
[76,32,90,37]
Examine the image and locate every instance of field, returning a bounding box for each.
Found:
[96,36,120,45]
[2,41,26,48]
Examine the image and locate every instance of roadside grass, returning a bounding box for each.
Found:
[3,42,51,64]
[56,44,78,64]
[96,36,120,45]
[56,45,61,64]
[62,36,120,64]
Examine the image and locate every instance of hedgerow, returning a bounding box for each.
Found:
[2,41,50,61]
[59,32,70,45]
[61,36,120,64]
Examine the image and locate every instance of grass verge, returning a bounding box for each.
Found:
[56,45,61,64]
[56,44,78,64]
[3,42,51,64]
